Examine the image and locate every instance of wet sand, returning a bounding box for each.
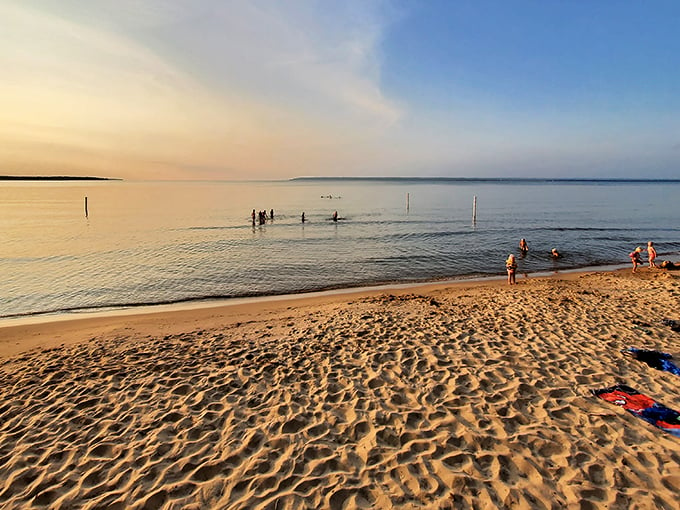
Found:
[1,268,679,509]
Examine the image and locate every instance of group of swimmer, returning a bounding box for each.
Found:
[304,211,338,222]
[517,238,561,259]
[251,209,275,225]
[506,239,563,285]
[253,209,340,225]
[507,238,677,284]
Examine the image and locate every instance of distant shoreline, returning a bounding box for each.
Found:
[0,175,121,181]
[290,176,680,183]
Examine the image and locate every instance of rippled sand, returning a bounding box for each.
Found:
[1,269,679,509]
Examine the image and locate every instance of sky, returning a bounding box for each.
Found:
[2,0,680,180]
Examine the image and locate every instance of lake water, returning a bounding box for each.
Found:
[1,179,679,319]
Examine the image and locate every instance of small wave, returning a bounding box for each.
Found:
[530,226,680,233]
[180,225,249,231]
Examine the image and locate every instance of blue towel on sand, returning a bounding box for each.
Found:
[623,348,680,376]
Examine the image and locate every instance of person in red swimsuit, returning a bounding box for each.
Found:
[629,247,643,273]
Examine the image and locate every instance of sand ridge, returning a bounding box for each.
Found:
[0,269,679,509]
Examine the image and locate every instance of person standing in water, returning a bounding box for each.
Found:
[332,211,338,222]
[519,238,529,255]
[506,254,517,285]
[301,212,306,223]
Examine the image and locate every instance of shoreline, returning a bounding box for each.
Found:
[0,262,632,329]
[0,263,653,362]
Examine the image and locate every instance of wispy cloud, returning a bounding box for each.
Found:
[1,2,205,139]
[149,0,403,125]
[0,0,402,178]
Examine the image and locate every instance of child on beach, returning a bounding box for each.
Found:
[647,241,657,268]
[506,254,517,285]
[629,247,643,273]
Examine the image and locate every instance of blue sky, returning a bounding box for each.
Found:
[1,0,679,179]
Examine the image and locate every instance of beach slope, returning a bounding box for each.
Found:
[1,269,679,509]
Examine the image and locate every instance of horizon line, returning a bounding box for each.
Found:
[289,176,680,183]
[3,175,680,184]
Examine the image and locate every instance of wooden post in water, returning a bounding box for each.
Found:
[472,195,477,225]
[85,196,88,218]
[407,193,410,211]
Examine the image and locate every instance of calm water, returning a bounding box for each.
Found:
[1,179,679,318]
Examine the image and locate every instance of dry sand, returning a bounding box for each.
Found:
[0,268,679,509]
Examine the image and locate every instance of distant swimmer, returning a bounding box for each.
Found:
[519,238,529,254]
[551,248,561,258]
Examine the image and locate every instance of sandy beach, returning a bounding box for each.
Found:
[1,268,679,509]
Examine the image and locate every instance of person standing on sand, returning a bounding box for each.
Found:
[506,254,517,285]
[647,241,657,268]
[629,246,644,273]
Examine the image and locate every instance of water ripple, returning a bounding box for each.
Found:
[2,180,679,317]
